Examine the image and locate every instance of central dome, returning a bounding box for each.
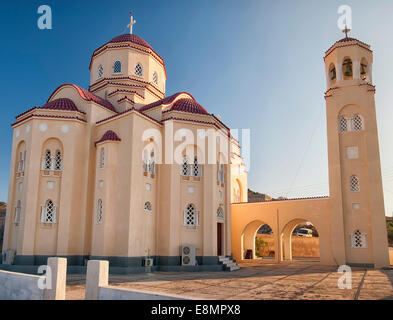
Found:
[170,98,209,115]
[107,34,152,50]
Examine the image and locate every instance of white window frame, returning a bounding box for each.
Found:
[41,200,56,224]
[99,147,105,169]
[183,204,199,227]
[14,200,21,223]
[113,60,122,74]
[350,175,360,192]
[97,199,103,224]
[54,150,62,171]
[351,230,367,248]
[135,63,143,77]
[98,65,104,79]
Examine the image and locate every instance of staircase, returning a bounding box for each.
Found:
[219,256,240,271]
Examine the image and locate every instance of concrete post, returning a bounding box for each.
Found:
[43,257,67,300]
[85,260,109,300]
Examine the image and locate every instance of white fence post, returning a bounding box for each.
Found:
[43,257,67,300]
[85,260,109,300]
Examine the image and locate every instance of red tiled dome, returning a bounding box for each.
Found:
[40,98,79,111]
[95,130,121,146]
[170,99,209,115]
[107,34,152,50]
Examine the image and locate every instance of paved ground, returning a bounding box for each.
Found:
[66,261,393,300]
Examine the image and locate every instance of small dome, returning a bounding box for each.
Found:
[170,99,209,115]
[95,130,121,146]
[107,34,152,50]
[40,98,79,112]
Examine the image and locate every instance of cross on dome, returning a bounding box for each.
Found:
[342,25,351,39]
[127,11,136,34]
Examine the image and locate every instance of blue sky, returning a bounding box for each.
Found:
[1,0,393,216]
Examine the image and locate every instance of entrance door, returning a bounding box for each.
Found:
[217,223,222,256]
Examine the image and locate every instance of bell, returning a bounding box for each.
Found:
[344,64,352,77]
[361,64,366,75]
[331,68,336,80]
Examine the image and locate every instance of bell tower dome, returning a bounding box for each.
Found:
[88,12,167,112]
[324,30,390,268]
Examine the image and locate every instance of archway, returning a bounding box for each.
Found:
[241,220,275,260]
[280,219,320,262]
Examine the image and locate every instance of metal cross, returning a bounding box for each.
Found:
[342,25,351,39]
[127,11,136,34]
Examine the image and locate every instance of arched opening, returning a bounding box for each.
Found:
[329,63,336,85]
[241,220,275,260]
[342,57,353,80]
[281,219,320,262]
[360,58,368,81]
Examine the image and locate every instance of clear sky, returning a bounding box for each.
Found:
[0,0,393,216]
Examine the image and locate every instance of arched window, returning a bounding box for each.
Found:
[44,149,52,170]
[181,156,190,176]
[14,200,21,223]
[192,157,201,177]
[350,176,360,192]
[339,116,348,133]
[98,65,104,79]
[17,151,26,173]
[342,58,353,80]
[114,61,122,73]
[351,230,367,248]
[217,206,224,220]
[97,199,103,224]
[135,63,143,77]
[99,147,105,169]
[153,71,158,85]
[184,204,199,226]
[55,150,62,170]
[352,114,363,131]
[144,201,152,212]
[149,151,156,174]
[329,64,336,82]
[41,199,56,223]
[218,163,225,183]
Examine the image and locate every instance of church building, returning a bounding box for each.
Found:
[2,14,248,273]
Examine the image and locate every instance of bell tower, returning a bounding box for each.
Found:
[324,31,390,268]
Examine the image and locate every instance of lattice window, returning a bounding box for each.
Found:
[135,63,143,77]
[217,207,224,220]
[99,148,105,169]
[114,61,122,73]
[353,114,363,131]
[181,157,190,176]
[17,151,25,172]
[97,199,103,224]
[41,200,56,223]
[218,164,225,183]
[339,116,348,133]
[149,152,156,174]
[98,65,104,79]
[184,204,198,226]
[44,150,52,170]
[350,176,360,192]
[144,201,152,212]
[192,157,202,177]
[153,71,158,85]
[14,200,21,223]
[55,150,62,170]
[351,230,367,248]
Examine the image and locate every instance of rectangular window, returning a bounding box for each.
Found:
[346,146,359,159]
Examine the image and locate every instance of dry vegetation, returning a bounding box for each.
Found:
[256,234,320,258]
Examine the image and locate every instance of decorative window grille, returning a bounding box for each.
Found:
[44,150,52,170]
[14,200,21,223]
[98,65,104,79]
[135,63,143,77]
[153,72,158,85]
[149,152,156,174]
[353,114,363,131]
[97,199,103,224]
[350,176,360,192]
[41,200,56,223]
[184,204,199,226]
[339,116,348,133]
[217,207,224,220]
[114,61,122,73]
[99,148,105,169]
[181,157,190,176]
[17,151,25,172]
[351,230,367,248]
[192,157,202,177]
[144,201,152,212]
[55,150,62,170]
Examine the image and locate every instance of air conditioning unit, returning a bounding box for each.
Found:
[181,244,196,266]
[143,258,154,267]
[2,250,16,265]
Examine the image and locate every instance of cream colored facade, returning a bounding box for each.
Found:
[231,36,390,269]
[2,31,247,271]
